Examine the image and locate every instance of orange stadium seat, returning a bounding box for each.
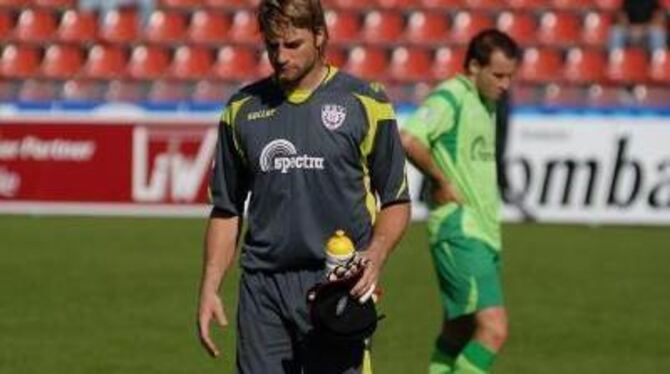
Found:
[607,48,649,84]
[145,10,187,44]
[404,11,449,45]
[188,10,231,44]
[147,80,190,102]
[212,45,257,81]
[84,45,127,79]
[551,0,591,10]
[496,11,537,46]
[18,79,58,102]
[594,0,621,11]
[432,46,465,80]
[507,0,549,10]
[170,46,213,80]
[362,10,404,44]
[466,0,506,10]
[61,79,104,101]
[0,10,13,39]
[58,10,98,44]
[105,80,146,102]
[13,8,57,43]
[101,9,139,44]
[542,83,585,107]
[344,46,388,81]
[326,10,361,45]
[650,49,670,84]
[421,0,463,8]
[0,44,41,78]
[519,47,562,83]
[127,45,171,80]
[564,48,606,84]
[325,47,347,67]
[389,47,432,83]
[228,10,260,44]
[450,11,493,45]
[586,84,627,108]
[41,44,84,79]
[538,11,581,47]
[192,80,235,103]
[35,0,75,7]
[582,11,612,47]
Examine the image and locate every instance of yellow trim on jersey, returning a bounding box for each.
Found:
[221,96,252,161]
[285,66,339,104]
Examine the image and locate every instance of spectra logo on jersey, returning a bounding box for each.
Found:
[259,139,325,173]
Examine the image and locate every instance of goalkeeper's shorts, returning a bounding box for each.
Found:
[430,236,504,320]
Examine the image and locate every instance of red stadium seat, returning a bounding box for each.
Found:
[228,10,260,44]
[343,46,388,81]
[105,80,146,102]
[450,11,493,45]
[632,85,670,109]
[404,11,449,45]
[170,46,213,80]
[161,0,203,7]
[586,84,627,108]
[188,10,231,44]
[331,0,379,10]
[607,48,649,84]
[389,47,432,83]
[432,47,465,80]
[650,49,670,84]
[0,0,30,6]
[101,9,139,44]
[511,84,542,106]
[325,47,347,68]
[41,44,84,79]
[205,0,252,8]
[127,45,171,80]
[519,47,562,83]
[564,48,607,84]
[0,44,41,78]
[538,11,581,47]
[61,79,104,101]
[362,10,404,44]
[582,11,612,47]
[84,45,127,79]
[212,46,257,81]
[147,80,190,102]
[421,0,463,8]
[145,10,187,44]
[18,79,58,102]
[58,10,98,44]
[192,80,235,103]
[496,11,537,46]
[257,51,273,78]
[35,0,75,7]
[377,0,414,8]
[507,0,549,10]
[465,0,506,9]
[13,8,57,42]
[542,83,585,107]
[0,10,13,40]
[551,0,590,9]
[594,0,621,10]
[326,10,361,45]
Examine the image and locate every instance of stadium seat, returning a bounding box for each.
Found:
[147,80,190,102]
[100,9,139,44]
[389,47,432,83]
[0,44,41,78]
[564,48,606,84]
[61,79,104,101]
[41,44,84,79]
[496,11,537,46]
[325,47,347,67]
[192,80,235,103]
[507,0,549,10]
[228,10,260,44]
[161,0,203,7]
[127,45,171,80]
[257,50,273,77]
[361,10,404,44]
[205,0,252,8]
[542,83,585,107]
[632,85,670,109]
[582,11,612,47]
[432,47,465,80]
[84,45,127,79]
[538,11,581,47]
[212,45,257,81]
[586,84,629,108]
[450,11,493,45]
[58,10,98,44]
[188,10,231,45]
[145,10,187,44]
[519,47,562,84]
[607,48,649,84]
[330,0,379,10]
[343,46,388,81]
[420,0,463,8]
[650,49,670,84]
[594,0,621,11]
[377,0,414,8]
[465,0,506,10]
[511,84,542,106]
[0,10,13,40]
[325,10,361,45]
[105,80,146,102]
[18,79,58,102]
[170,46,213,80]
[551,0,590,9]
[0,0,30,6]
[13,8,57,43]
[35,0,75,7]
[404,11,449,45]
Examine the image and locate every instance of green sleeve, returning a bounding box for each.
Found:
[403,90,457,148]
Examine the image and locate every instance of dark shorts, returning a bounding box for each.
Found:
[237,268,365,374]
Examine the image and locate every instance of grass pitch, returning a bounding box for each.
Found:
[0,216,669,373]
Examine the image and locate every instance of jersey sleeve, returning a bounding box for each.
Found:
[402,89,458,148]
[209,105,249,216]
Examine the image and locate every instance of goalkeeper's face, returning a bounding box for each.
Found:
[472,49,519,102]
[264,24,326,88]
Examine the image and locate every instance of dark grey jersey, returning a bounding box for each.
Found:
[210,68,409,271]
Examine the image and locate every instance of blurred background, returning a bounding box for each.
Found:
[1,0,669,373]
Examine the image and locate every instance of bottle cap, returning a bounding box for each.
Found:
[326,230,354,256]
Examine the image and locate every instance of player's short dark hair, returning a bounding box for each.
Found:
[463,29,521,73]
[257,0,329,51]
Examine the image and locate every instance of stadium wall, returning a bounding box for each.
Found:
[1,105,669,224]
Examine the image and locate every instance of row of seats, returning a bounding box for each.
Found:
[2,43,669,84]
[0,7,627,47]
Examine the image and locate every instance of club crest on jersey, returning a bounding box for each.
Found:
[321,104,347,130]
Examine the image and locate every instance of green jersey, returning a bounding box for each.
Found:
[404,75,501,250]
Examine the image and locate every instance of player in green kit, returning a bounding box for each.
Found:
[401,30,521,374]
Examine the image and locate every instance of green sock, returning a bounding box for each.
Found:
[452,341,496,374]
[429,345,455,374]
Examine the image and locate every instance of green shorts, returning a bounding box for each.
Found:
[430,236,504,320]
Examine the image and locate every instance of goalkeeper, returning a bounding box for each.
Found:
[401,29,521,374]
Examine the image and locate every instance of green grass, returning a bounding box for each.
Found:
[1,216,669,373]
